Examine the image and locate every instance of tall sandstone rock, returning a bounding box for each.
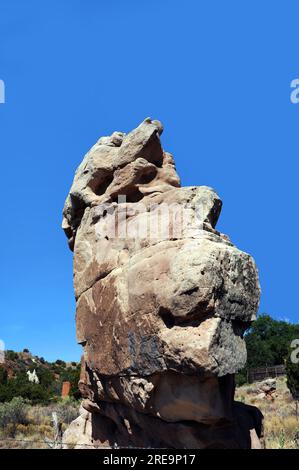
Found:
[62,118,263,449]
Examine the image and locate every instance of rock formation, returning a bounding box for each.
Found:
[256,379,277,401]
[62,118,263,449]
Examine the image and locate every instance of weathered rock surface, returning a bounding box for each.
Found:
[255,378,277,401]
[62,118,263,449]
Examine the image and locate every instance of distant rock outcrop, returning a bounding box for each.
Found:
[62,118,263,449]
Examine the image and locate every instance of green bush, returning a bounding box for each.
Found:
[55,359,66,367]
[0,397,29,436]
[56,397,79,424]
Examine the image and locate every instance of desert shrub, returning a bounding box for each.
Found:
[2,423,17,438]
[55,397,79,424]
[15,423,28,435]
[0,397,29,436]
[27,405,53,426]
[56,397,79,424]
[278,430,286,449]
[15,422,52,438]
[37,423,53,436]
[26,400,78,431]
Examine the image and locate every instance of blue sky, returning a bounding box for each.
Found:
[0,0,298,361]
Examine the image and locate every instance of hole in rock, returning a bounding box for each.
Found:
[183,286,199,296]
[158,307,175,328]
[138,171,156,185]
[94,174,114,196]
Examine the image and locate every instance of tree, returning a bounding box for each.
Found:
[35,366,55,390]
[236,314,299,385]
[245,315,299,368]
[55,359,66,367]
[0,371,50,404]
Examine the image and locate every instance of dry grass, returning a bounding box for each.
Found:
[0,398,79,449]
[236,376,299,448]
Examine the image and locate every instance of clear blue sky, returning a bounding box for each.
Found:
[0,0,298,361]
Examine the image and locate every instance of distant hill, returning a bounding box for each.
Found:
[0,349,80,403]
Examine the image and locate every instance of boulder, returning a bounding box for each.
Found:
[256,378,276,400]
[62,118,263,449]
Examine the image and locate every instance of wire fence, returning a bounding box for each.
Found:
[0,437,96,447]
[0,412,157,449]
[248,364,286,383]
[0,436,155,449]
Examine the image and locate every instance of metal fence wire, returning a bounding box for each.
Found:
[248,364,286,383]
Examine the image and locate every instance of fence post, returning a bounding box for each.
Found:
[52,412,63,449]
[45,412,63,449]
